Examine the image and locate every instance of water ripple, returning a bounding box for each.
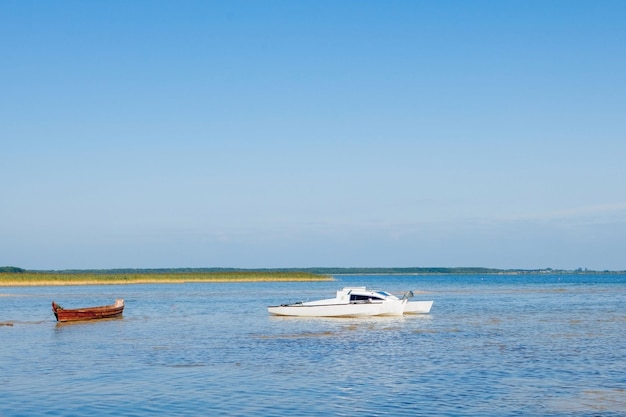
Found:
[1,275,625,416]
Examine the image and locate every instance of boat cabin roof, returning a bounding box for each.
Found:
[338,287,399,301]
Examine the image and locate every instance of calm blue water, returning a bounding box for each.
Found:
[1,274,625,416]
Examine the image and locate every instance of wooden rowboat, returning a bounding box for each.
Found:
[52,299,124,322]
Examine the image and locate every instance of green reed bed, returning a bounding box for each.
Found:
[0,271,333,286]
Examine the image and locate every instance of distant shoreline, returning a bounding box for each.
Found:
[3,267,625,275]
[0,271,334,287]
[1,267,624,287]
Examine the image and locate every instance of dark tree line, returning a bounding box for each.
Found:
[0,266,25,273]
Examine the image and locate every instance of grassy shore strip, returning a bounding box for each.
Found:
[0,271,333,286]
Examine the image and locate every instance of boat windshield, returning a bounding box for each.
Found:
[350,294,384,302]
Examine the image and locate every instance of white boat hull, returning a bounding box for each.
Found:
[268,299,406,317]
[403,300,434,314]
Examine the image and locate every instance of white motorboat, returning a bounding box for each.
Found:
[267,287,432,317]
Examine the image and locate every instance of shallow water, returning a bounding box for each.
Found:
[1,274,625,416]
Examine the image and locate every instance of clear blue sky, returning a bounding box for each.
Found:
[2,1,625,270]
